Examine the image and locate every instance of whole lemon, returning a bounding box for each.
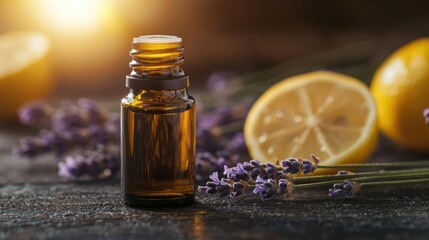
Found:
[371,38,429,152]
[0,31,53,121]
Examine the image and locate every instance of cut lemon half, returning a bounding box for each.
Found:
[244,71,378,172]
[0,31,53,121]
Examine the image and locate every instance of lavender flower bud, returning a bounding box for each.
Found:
[281,158,301,174]
[277,179,293,197]
[230,180,249,197]
[242,161,254,171]
[18,101,52,126]
[198,171,223,194]
[223,163,251,182]
[337,170,353,175]
[253,177,277,201]
[302,155,320,174]
[250,160,260,168]
[328,180,361,198]
[265,163,276,175]
[217,182,232,198]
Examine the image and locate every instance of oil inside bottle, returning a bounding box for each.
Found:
[121,103,195,208]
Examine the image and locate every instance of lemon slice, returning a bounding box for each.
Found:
[244,71,378,170]
[0,31,53,121]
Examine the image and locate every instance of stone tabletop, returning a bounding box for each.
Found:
[1,127,429,240]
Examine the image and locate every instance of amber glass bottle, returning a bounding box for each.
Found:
[121,35,196,208]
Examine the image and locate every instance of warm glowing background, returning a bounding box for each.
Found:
[1,0,429,98]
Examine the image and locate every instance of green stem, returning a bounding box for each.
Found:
[201,42,378,110]
[361,178,429,187]
[228,65,374,101]
[293,171,429,189]
[317,160,429,169]
[293,167,429,184]
[229,41,376,86]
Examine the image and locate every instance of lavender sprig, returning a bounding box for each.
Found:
[14,99,119,158]
[199,155,316,201]
[13,99,121,180]
[199,154,429,201]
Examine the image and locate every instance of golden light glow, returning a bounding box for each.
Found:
[38,0,109,33]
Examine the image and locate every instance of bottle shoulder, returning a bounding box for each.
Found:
[121,91,195,112]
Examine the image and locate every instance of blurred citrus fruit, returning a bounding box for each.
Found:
[0,31,53,121]
[244,71,378,171]
[371,38,429,153]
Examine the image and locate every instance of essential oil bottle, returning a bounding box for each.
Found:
[121,35,196,208]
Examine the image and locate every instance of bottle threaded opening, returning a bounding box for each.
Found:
[133,35,182,44]
[126,35,188,90]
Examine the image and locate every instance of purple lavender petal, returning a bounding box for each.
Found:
[253,185,266,194]
[255,175,266,184]
[209,172,221,184]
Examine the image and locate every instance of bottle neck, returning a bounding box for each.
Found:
[130,88,189,99]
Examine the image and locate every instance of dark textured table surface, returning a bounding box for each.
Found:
[1,127,429,240]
